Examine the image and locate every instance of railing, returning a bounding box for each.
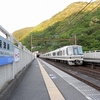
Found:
[84,50,100,59]
[0,25,34,90]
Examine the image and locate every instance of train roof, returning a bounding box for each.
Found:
[54,45,82,50]
[42,45,82,55]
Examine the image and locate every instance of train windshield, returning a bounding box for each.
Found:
[77,46,83,55]
[73,46,83,55]
[67,46,83,55]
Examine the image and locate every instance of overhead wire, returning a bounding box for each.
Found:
[79,2,100,21]
[68,0,93,23]
[64,1,100,33]
[56,0,93,34]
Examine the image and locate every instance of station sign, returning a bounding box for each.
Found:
[0,36,14,66]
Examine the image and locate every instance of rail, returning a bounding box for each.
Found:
[0,25,28,51]
[42,59,100,91]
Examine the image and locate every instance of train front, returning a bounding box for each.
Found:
[67,45,83,65]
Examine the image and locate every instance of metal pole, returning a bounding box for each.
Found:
[31,34,32,52]
[74,34,77,45]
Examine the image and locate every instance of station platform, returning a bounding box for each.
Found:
[10,58,100,100]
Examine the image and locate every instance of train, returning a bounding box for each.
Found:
[40,45,83,65]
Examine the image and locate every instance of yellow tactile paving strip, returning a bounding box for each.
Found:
[37,59,65,100]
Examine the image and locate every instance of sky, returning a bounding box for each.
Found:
[0,0,95,34]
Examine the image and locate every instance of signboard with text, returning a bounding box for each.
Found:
[0,36,14,66]
[14,48,20,62]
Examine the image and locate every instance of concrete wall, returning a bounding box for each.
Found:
[84,51,100,59]
[0,46,34,90]
[0,25,35,100]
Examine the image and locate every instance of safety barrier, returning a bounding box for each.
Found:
[84,50,100,59]
[0,25,34,90]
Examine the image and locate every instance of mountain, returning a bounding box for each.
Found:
[13,2,88,41]
[13,27,34,41]
[13,1,100,52]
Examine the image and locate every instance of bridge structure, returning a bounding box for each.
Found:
[0,25,34,99]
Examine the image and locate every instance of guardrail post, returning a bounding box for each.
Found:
[18,42,22,49]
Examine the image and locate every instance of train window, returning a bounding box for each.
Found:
[57,51,62,56]
[63,50,65,55]
[67,47,73,55]
[57,52,59,56]
[60,51,62,55]
[48,54,51,56]
[73,48,78,55]
[53,52,56,56]
[73,47,83,55]
[77,47,83,55]
[66,48,68,55]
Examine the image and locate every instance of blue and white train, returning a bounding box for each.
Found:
[40,45,83,65]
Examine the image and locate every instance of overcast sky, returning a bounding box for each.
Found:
[0,0,95,33]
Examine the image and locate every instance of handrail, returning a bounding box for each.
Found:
[0,25,30,51]
[0,25,11,36]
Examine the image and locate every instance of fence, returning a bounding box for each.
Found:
[84,50,100,59]
[0,25,34,90]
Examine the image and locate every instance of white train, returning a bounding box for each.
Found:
[40,45,83,65]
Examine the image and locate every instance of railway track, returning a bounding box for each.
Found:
[73,66,100,80]
[41,59,100,91]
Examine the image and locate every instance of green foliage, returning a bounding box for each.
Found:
[13,27,34,41]
[14,1,100,52]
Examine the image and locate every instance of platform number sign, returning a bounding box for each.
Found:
[0,36,14,66]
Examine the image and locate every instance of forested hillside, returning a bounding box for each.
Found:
[13,27,34,41]
[13,1,100,52]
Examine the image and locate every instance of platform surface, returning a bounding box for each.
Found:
[10,58,100,100]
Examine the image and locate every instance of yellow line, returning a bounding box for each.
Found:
[37,59,65,100]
